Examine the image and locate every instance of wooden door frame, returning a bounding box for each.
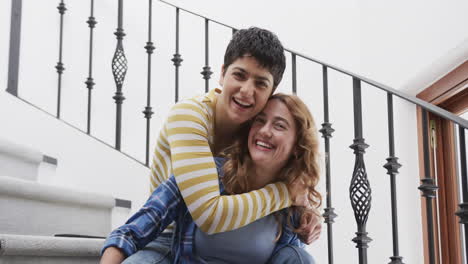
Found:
[416,60,468,264]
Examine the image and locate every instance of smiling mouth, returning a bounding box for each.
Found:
[232,97,253,109]
[255,140,274,150]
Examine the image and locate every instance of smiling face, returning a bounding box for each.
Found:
[248,99,297,172]
[218,56,274,125]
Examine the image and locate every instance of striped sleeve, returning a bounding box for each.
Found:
[150,128,172,191]
[166,100,292,234]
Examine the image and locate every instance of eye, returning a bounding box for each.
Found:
[254,116,266,124]
[255,80,268,89]
[233,71,246,80]
[275,122,287,130]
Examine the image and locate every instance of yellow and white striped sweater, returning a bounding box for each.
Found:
[150,89,291,234]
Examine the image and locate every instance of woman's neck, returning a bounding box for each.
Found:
[214,102,241,155]
[250,166,280,190]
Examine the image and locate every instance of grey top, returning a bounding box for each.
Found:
[194,214,278,263]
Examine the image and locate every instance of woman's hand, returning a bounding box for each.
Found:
[100,247,126,264]
[288,177,322,244]
[297,208,322,245]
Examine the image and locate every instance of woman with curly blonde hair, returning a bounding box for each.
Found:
[102,93,321,263]
[223,92,321,207]
[222,93,321,243]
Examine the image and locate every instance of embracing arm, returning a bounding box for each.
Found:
[160,100,292,234]
[101,177,181,260]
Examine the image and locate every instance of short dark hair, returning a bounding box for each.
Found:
[224,27,286,89]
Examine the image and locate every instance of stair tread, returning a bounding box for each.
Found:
[0,234,105,257]
[0,175,115,209]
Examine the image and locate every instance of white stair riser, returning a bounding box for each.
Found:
[0,154,40,181]
[37,162,58,184]
[0,137,57,182]
[0,195,111,237]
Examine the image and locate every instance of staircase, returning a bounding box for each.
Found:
[0,138,131,263]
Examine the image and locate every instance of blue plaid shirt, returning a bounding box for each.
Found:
[102,158,303,263]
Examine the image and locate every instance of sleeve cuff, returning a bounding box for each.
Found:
[101,236,136,257]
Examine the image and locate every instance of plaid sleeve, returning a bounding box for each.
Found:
[101,176,182,257]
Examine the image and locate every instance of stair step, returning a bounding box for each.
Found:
[0,176,130,237]
[0,233,103,264]
[0,137,57,181]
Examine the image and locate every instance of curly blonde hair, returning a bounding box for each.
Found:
[222,93,322,235]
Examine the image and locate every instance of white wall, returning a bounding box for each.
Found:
[4,0,467,263]
[358,0,468,94]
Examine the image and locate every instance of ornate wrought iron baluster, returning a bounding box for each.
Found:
[201,18,212,93]
[291,53,297,94]
[55,0,66,118]
[418,109,438,264]
[143,0,155,166]
[455,126,468,261]
[112,0,128,150]
[85,0,97,134]
[171,8,182,102]
[319,66,337,264]
[349,77,372,264]
[384,93,404,264]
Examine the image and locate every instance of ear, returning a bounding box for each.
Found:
[219,64,226,87]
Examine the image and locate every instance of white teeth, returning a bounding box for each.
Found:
[233,98,252,107]
[256,140,273,149]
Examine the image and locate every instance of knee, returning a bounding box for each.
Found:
[121,239,172,264]
[122,251,172,264]
[269,245,315,264]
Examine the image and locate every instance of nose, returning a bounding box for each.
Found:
[239,80,255,98]
[258,122,273,138]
